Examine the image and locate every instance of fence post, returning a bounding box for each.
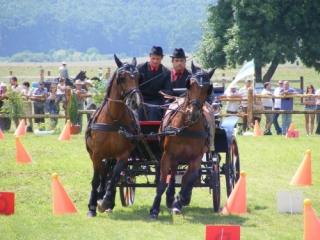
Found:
[47,71,51,77]
[106,67,111,79]
[9,71,13,76]
[247,88,254,128]
[300,76,304,104]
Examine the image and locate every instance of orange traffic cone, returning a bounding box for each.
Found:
[288,122,296,132]
[14,119,27,137]
[303,199,320,240]
[15,138,32,164]
[0,128,4,140]
[253,120,262,136]
[58,120,71,141]
[52,173,77,215]
[222,172,247,215]
[290,150,312,186]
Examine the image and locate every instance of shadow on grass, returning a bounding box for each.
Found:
[101,205,248,225]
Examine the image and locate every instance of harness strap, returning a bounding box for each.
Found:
[163,126,209,138]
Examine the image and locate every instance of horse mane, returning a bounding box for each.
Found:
[106,71,117,97]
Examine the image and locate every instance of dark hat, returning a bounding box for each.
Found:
[149,46,164,56]
[170,48,187,59]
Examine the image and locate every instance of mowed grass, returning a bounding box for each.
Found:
[0,126,320,240]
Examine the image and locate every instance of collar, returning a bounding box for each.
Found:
[149,63,160,72]
[171,69,184,81]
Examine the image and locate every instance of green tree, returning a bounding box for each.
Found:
[198,0,320,82]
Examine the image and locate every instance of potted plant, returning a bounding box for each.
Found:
[67,92,81,134]
[2,90,25,130]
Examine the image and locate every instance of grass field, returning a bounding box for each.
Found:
[1,124,320,239]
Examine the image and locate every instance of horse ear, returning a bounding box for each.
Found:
[191,61,196,74]
[114,54,123,68]
[208,68,216,80]
[186,78,191,89]
[132,57,137,66]
[207,84,213,96]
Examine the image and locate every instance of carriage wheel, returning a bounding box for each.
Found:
[211,161,221,212]
[225,139,240,197]
[119,176,136,207]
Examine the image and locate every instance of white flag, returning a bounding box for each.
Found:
[225,60,254,94]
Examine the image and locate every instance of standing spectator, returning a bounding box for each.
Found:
[239,79,253,132]
[84,80,97,122]
[46,83,59,129]
[56,77,67,111]
[261,82,274,135]
[303,84,316,135]
[0,83,11,130]
[10,76,23,92]
[225,86,241,114]
[74,80,91,131]
[59,62,69,81]
[280,81,295,135]
[315,87,320,135]
[273,80,283,135]
[30,82,48,128]
[21,81,33,132]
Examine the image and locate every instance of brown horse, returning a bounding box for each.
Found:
[150,62,215,219]
[85,55,142,217]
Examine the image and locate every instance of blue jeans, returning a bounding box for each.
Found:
[273,108,282,134]
[282,114,292,135]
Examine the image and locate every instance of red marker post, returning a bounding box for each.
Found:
[205,225,240,240]
[0,192,15,215]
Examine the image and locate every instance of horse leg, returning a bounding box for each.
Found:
[150,153,171,219]
[172,158,201,214]
[165,165,177,209]
[87,158,105,217]
[97,159,126,213]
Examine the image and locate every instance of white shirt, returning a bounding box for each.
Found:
[57,83,66,95]
[273,87,282,109]
[316,89,320,105]
[261,89,273,108]
[239,87,253,107]
[225,89,241,112]
[59,66,69,79]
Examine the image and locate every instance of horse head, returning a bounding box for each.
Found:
[113,54,142,111]
[184,62,215,123]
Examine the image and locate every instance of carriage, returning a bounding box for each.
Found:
[117,109,240,212]
[85,56,241,217]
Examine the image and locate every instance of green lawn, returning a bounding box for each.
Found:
[1,125,320,239]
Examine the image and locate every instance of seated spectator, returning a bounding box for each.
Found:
[46,83,59,129]
[21,81,33,132]
[225,86,241,114]
[30,82,48,128]
[280,81,296,135]
[303,84,316,135]
[261,82,274,135]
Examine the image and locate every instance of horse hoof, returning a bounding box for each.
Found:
[87,210,97,218]
[149,213,158,220]
[172,208,182,215]
[105,209,113,213]
[97,200,106,213]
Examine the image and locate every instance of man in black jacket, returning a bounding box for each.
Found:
[170,48,191,90]
[138,46,172,120]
